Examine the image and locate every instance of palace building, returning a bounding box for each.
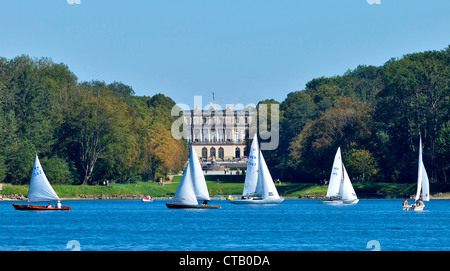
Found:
[183,104,256,160]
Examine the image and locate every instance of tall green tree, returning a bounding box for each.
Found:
[289,98,375,181]
[377,48,450,182]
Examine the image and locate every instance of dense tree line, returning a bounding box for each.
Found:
[0,55,186,185]
[1,47,448,187]
[260,46,450,185]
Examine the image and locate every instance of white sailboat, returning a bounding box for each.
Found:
[230,134,284,205]
[166,147,220,209]
[403,137,430,211]
[13,154,71,211]
[321,147,359,205]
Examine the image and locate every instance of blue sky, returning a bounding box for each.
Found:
[1,0,449,108]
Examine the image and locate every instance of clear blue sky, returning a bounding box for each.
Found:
[1,0,449,108]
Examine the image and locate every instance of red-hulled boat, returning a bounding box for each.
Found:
[12,204,71,211]
[12,154,71,211]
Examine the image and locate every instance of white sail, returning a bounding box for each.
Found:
[171,159,198,205]
[421,163,430,201]
[171,147,210,205]
[327,147,343,197]
[231,141,283,205]
[341,165,358,202]
[415,137,430,202]
[243,134,259,196]
[415,138,423,201]
[190,148,210,201]
[28,154,60,203]
[257,150,281,199]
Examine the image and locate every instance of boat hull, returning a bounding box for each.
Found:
[403,204,425,211]
[229,198,284,205]
[343,199,359,205]
[319,200,343,205]
[319,199,359,205]
[12,204,71,211]
[166,203,221,209]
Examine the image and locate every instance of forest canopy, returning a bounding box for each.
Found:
[262,46,450,185]
[0,46,449,186]
[0,55,186,185]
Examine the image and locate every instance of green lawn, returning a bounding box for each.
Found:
[2,175,447,199]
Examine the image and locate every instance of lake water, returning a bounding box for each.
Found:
[0,199,449,251]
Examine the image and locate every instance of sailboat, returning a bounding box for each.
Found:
[12,154,71,211]
[321,147,359,205]
[230,134,284,205]
[166,147,220,209]
[403,137,430,211]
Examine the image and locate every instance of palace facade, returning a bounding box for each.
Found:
[183,104,256,160]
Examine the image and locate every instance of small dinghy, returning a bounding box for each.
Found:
[403,136,430,211]
[141,196,154,202]
[13,154,71,211]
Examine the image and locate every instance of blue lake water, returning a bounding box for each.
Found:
[0,199,449,251]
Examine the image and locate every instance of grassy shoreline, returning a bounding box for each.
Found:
[2,175,450,200]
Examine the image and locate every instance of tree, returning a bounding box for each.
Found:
[146,122,186,180]
[436,121,450,183]
[377,48,450,182]
[40,156,75,185]
[344,147,378,183]
[57,85,131,185]
[289,98,375,181]
[4,140,35,185]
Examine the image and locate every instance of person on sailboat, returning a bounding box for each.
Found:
[417,197,424,207]
[403,198,411,207]
[56,200,62,209]
[202,200,208,206]
[47,203,52,209]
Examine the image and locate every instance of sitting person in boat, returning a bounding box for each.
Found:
[417,198,424,206]
[47,203,52,209]
[402,198,411,207]
[202,200,208,206]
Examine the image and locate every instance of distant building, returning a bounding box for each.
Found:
[183,104,256,160]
